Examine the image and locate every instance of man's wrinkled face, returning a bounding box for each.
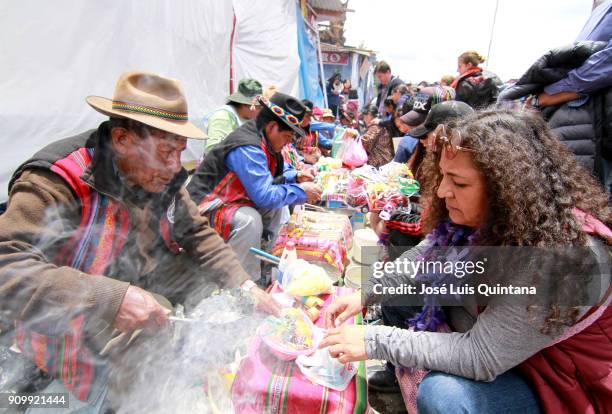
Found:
[112,126,187,193]
[266,121,296,152]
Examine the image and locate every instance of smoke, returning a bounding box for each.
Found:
[0,191,267,413]
[108,292,263,414]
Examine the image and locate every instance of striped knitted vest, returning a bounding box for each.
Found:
[15,146,176,401]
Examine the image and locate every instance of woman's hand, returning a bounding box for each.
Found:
[324,291,363,328]
[319,325,368,363]
[368,211,388,238]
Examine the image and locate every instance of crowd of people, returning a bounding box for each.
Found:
[0,1,610,413]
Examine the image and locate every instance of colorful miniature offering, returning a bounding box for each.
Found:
[257,309,322,360]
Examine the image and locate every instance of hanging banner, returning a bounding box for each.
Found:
[296,7,324,106]
[322,51,350,65]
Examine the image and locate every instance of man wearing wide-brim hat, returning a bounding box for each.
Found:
[188,92,322,280]
[204,78,263,153]
[0,71,279,408]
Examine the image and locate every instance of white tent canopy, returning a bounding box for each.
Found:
[0,0,301,201]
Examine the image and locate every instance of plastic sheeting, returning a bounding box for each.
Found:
[233,0,300,96]
[0,0,301,200]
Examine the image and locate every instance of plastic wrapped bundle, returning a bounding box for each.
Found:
[273,210,353,279]
[257,308,322,361]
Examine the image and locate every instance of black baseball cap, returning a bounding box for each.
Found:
[410,101,474,139]
[399,86,455,126]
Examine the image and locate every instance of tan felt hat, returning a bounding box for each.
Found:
[86,71,205,139]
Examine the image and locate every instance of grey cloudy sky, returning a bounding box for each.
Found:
[344,0,594,83]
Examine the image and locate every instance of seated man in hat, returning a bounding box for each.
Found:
[187,93,322,281]
[204,78,263,153]
[0,71,279,407]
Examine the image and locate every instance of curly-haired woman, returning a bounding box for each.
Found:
[321,108,611,413]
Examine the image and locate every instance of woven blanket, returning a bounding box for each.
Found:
[231,287,369,413]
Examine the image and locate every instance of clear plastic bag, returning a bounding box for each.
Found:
[330,127,347,158]
[334,128,359,160]
[281,259,333,297]
[296,347,358,391]
[346,176,368,207]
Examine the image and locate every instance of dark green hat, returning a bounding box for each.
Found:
[227,78,263,105]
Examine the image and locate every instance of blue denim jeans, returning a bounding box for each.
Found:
[416,370,541,414]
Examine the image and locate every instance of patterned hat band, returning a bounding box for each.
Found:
[270,103,300,126]
[111,100,188,121]
[256,95,300,127]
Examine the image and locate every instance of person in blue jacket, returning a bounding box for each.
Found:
[187,93,322,280]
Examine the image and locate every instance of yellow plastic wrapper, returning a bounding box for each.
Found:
[316,156,343,171]
[284,260,333,297]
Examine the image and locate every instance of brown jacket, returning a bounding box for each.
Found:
[0,123,249,333]
[361,123,394,168]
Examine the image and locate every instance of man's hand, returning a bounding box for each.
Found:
[299,182,322,203]
[297,170,315,183]
[303,147,322,164]
[319,325,368,363]
[113,285,170,333]
[249,286,281,316]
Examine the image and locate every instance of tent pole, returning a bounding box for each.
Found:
[229,8,237,94]
[316,30,328,108]
[485,0,499,70]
